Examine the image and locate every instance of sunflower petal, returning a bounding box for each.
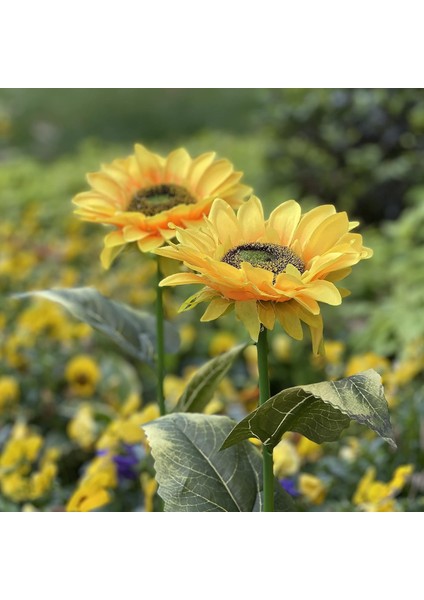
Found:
[257,302,276,330]
[164,148,191,184]
[134,144,164,184]
[235,300,261,341]
[274,302,304,340]
[201,298,232,322]
[159,273,204,287]
[237,196,265,241]
[268,200,302,246]
[100,244,125,269]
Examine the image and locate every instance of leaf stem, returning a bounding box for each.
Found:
[257,326,274,512]
[156,255,166,416]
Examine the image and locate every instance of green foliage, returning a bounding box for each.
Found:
[262,89,424,223]
[222,370,395,450]
[15,287,180,365]
[174,344,248,413]
[0,89,263,160]
[143,413,294,512]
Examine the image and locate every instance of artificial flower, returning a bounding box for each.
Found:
[72,144,252,268]
[157,196,372,353]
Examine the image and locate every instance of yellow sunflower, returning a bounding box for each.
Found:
[156,196,373,353]
[72,144,252,268]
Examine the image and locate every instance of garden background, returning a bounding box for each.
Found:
[1,88,423,511]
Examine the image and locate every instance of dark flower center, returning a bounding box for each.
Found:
[221,242,305,276]
[127,184,197,216]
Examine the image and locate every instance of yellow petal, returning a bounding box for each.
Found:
[122,226,150,243]
[304,280,342,306]
[134,144,164,184]
[201,298,232,322]
[100,244,125,269]
[86,173,126,204]
[80,489,111,512]
[136,236,164,252]
[295,205,336,248]
[257,302,276,330]
[274,303,304,340]
[196,159,234,196]
[103,230,125,248]
[164,148,191,184]
[268,200,302,246]
[303,212,350,261]
[235,300,261,340]
[324,267,352,282]
[208,198,239,236]
[186,152,216,189]
[237,196,265,241]
[159,273,203,287]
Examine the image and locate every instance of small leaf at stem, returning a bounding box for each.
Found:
[221,369,396,450]
[174,343,248,413]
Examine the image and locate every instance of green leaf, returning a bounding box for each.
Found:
[221,369,396,450]
[14,287,179,365]
[143,413,294,512]
[174,343,248,413]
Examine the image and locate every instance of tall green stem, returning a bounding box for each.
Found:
[257,327,274,512]
[156,256,166,416]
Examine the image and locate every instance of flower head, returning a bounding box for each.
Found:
[65,355,101,397]
[157,196,372,353]
[353,464,413,512]
[72,144,251,268]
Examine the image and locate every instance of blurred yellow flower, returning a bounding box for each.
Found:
[66,486,112,513]
[345,352,390,378]
[0,425,59,503]
[271,334,292,362]
[209,331,238,357]
[296,436,323,462]
[179,324,197,351]
[66,454,117,512]
[273,440,301,478]
[73,143,251,268]
[324,340,345,365]
[67,404,97,449]
[96,403,160,451]
[353,464,413,512]
[0,376,20,411]
[299,473,327,505]
[141,473,158,512]
[65,355,101,397]
[157,196,372,353]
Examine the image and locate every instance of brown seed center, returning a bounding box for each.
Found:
[221,242,305,276]
[127,184,197,216]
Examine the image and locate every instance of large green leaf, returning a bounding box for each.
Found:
[174,344,248,413]
[14,287,179,365]
[143,413,294,512]
[221,369,396,450]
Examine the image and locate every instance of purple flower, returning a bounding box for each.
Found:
[279,478,300,497]
[97,445,139,481]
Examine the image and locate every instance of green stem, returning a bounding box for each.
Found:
[156,255,166,416]
[257,326,274,512]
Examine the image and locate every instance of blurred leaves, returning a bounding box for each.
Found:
[262,88,424,223]
[15,287,180,365]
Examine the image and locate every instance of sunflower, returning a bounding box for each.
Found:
[72,144,252,268]
[156,196,373,353]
